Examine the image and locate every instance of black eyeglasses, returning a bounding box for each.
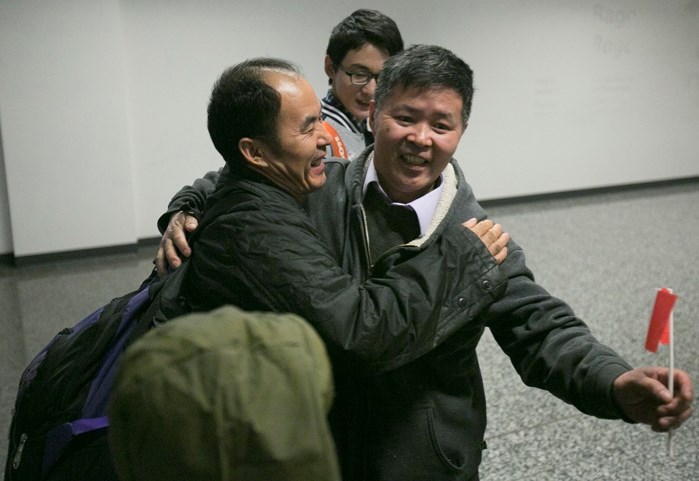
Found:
[337,65,380,86]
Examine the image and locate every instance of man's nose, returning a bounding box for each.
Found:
[408,123,432,147]
[318,123,333,146]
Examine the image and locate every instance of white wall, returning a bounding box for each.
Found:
[0,129,12,253]
[1,0,698,257]
[451,0,699,198]
[0,0,136,257]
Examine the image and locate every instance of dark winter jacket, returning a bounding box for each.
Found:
[181,164,506,373]
[169,149,632,481]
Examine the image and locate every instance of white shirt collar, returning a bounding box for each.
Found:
[362,153,444,237]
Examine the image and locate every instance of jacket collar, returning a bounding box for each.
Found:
[346,147,461,247]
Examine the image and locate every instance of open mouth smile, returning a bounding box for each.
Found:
[310,154,326,173]
[401,154,428,166]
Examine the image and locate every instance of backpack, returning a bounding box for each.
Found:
[3,266,190,480]
[4,192,235,481]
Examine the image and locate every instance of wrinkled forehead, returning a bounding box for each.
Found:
[262,70,317,109]
[374,84,466,130]
[264,71,321,128]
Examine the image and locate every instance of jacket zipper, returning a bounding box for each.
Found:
[358,203,421,277]
[358,204,373,277]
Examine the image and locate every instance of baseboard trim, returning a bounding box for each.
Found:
[138,236,161,248]
[479,175,699,208]
[12,243,138,267]
[0,252,13,267]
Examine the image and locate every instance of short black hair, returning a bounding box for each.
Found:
[374,45,474,126]
[207,58,300,171]
[326,9,403,69]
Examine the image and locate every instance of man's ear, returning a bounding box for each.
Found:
[239,138,268,169]
[368,100,376,132]
[324,55,335,79]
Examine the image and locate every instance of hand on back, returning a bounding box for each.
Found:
[463,218,509,264]
[155,212,199,277]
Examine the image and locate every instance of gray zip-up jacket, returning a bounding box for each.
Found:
[315,148,632,481]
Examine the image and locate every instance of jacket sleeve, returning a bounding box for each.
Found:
[156,168,222,233]
[485,245,632,419]
[186,200,507,373]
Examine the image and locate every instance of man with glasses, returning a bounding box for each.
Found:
[155,9,403,273]
[321,9,402,159]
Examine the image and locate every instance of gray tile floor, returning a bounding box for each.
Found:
[1,181,698,480]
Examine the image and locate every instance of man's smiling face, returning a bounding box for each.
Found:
[369,86,466,203]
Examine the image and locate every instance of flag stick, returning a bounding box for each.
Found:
[667,308,674,457]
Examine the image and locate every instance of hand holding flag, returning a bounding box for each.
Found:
[612,289,692,457]
[645,287,678,456]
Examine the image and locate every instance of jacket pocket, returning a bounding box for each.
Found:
[367,404,481,481]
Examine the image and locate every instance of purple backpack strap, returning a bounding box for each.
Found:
[42,417,109,477]
[82,287,151,419]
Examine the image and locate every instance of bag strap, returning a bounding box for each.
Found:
[322,121,349,159]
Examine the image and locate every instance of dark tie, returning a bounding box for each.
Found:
[362,182,420,264]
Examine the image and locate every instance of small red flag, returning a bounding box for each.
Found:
[645,288,677,352]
